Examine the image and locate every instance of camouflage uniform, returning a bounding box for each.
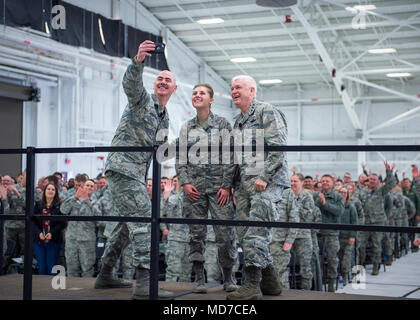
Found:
[382,193,394,259]
[402,185,420,251]
[205,222,222,283]
[350,195,364,265]
[310,205,323,291]
[5,184,26,260]
[313,189,344,282]
[159,194,169,260]
[269,188,298,289]
[60,194,97,277]
[175,112,237,269]
[339,202,358,275]
[412,178,420,240]
[389,191,404,256]
[93,186,134,280]
[1,198,9,256]
[291,189,315,290]
[101,57,169,273]
[164,191,192,282]
[358,170,396,266]
[398,196,415,253]
[233,99,290,270]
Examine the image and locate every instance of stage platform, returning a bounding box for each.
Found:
[0,274,407,300]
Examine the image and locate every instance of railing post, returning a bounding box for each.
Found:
[150,148,161,300]
[23,146,35,300]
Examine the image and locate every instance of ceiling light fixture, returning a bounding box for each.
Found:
[353,4,376,11]
[230,57,256,63]
[197,18,224,24]
[368,48,396,54]
[98,18,106,45]
[386,72,412,77]
[259,79,282,84]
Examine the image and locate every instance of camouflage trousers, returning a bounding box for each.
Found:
[319,233,340,281]
[115,240,134,280]
[311,233,322,291]
[397,218,409,253]
[359,227,384,265]
[382,219,394,258]
[292,237,313,290]
[101,171,152,270]
[339,236,354,274]
[204,240,221,283]
[165,241,191,282]
[269,240,291,289]
[184,192,236,268]
[65,239,96,277]
[235,188,274,269]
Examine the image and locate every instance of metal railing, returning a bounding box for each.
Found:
[0,144,420,300]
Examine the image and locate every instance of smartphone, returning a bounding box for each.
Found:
[153,43,166,54]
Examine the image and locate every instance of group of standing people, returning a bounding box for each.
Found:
[2,39,419,301]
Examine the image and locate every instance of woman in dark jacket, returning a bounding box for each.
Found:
[33,182,66,275]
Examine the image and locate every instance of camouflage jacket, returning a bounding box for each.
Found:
[272,188,299,244]
[390,191,404,222]
[350,196,364,225]
[362,170,396,224]
[402,186,420,218]
[412,178,420,238]
[5,184,26,229]
[105,58,169,182]
[176,112,235,193]
[403,195,416,220]
[61,193,97,242]
[163,191,189,242]
[295,189,315,239]
[92,185,114,239]
[339,202,358,239]
[313,189,344,235]
[233,99,289,203]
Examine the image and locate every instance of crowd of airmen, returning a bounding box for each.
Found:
[1,163,419,296]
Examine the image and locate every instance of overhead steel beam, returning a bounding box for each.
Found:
[340,11,420,71]
[342,75,420,104]
[291,5,362,130]
[367,106,420,134]
[134,1,230,92]
[343,66,420,76]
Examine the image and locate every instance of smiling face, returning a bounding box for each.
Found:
[368,175,379,189]
[44,184,57,200]
[84,180,95,197]
[290,175,304,194]
[231,78,255,112]
[321,176,334,193]
[154,71,177,99]
[192,86,214,111]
